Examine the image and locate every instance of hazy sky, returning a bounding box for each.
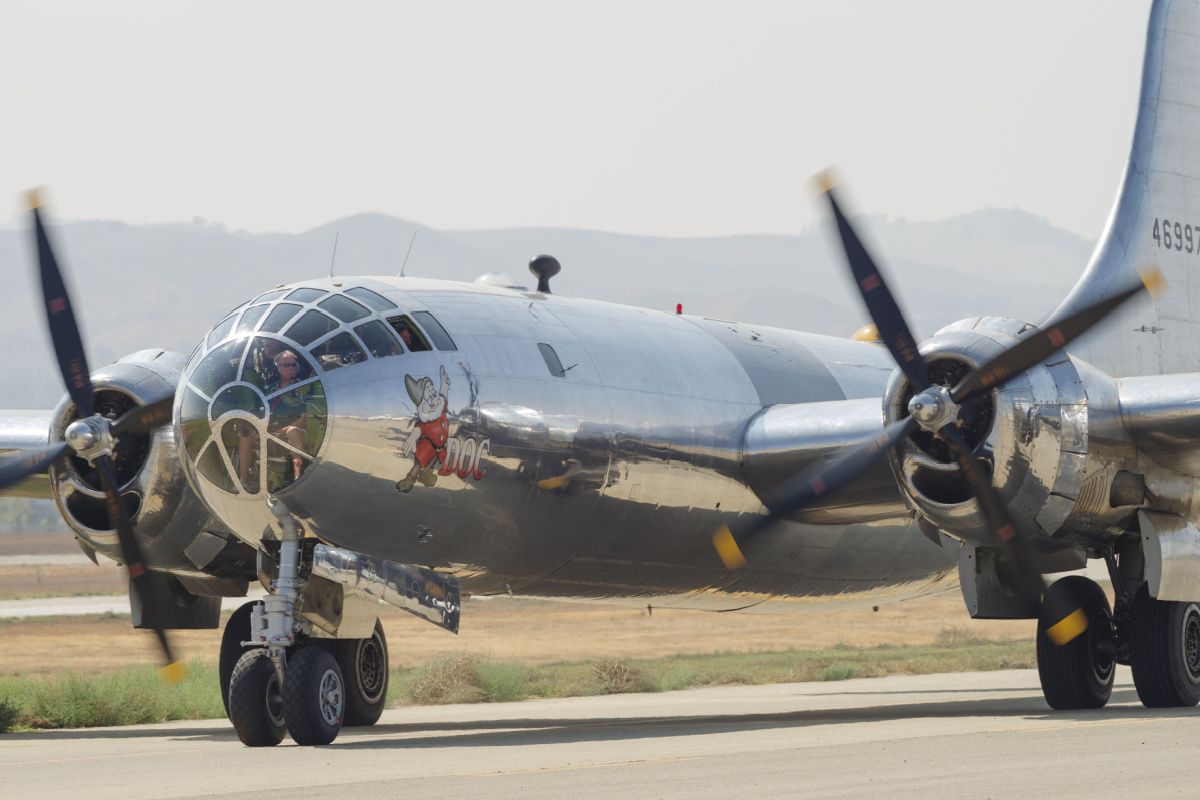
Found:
[1,1,1150,239]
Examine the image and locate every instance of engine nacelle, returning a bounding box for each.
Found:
[885,317,1140,552]
[48,349,254,583]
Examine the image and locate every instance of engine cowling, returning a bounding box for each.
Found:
[48,349,253,580]
[885,317,1140,550]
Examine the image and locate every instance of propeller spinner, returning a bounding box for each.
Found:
[714,174,1161,648]
[0,192,184,682]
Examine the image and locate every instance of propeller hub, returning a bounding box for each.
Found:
[65,415,115,462]
[907,385,960,432]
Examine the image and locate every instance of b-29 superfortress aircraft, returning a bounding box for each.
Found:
[3,0,1199,746]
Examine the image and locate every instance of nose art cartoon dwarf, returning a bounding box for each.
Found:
[396,365,450,493]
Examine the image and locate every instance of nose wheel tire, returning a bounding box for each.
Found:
[338,619,389,727]
[1036,575,1115,710]
[219,601,257,716]
[1130,586,1200,707]
[228,650,286,747]
[283,645,345,745]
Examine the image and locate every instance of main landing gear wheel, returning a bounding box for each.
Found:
[1130,586,1200,707]
[228,650,286,747]
[283,646,345,745]
[338,619,389,727]
[1036,576,1115,710]
[219,601,256,716]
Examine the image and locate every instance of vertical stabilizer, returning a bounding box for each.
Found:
[1053,0,1200,376]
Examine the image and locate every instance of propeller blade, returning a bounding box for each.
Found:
[112,394,176,436]
[29,193,95,417]
[938,424,1086,646]
[93,454,187,683]
[713,416,916,569]
[818,175,930,393]
[0,442,69,491]
[950,268,1163,404]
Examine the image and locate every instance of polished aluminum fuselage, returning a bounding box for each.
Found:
[194,277,956,609]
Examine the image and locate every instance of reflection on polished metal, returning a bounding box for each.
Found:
[907,386,958,432]
[311,544,460,633]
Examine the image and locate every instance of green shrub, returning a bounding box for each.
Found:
[821,663,857,682]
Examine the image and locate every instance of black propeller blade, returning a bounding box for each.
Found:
[112,394,175,437]
[819,174,930,393]
[0,442,69,491]
[19,192,184,682]
[714,416,916,570]
[31,196,94,418]
[949,269,1162,404]
[714,174,1158,649]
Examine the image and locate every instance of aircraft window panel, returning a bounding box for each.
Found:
[241,339,315,390]
[206,315,237,349]
[538,342,566,377]
[252,288,289,304]
[235,304,270,334]
[311,332,366,371]
[344,286,396,312]
[411,311,457,351]
[197,441,236,493]
[222,420,260,494]
[192,339,248,397]
[260,303,303,333]
[317,295,370,323]
[354,320,404,358]
[386,315,431,352]
[180,388,211,460]
[211,385,266,421]
[285,288,328,303]
[284,309,339,346]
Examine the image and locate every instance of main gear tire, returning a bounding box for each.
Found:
[283,646,345,746]
[227,649,286,747]
[1130,586,1200,708]
[1036,575,1115,710]
[219,601,257,716]
[338,619,389,727]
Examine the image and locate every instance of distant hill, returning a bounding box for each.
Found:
[0,208,1093,408]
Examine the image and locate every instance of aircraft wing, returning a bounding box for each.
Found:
[1119,373,1200,476]
[0,410,54,499]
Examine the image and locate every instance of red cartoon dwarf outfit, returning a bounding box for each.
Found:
[414,411,449,469]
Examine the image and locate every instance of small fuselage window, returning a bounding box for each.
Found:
[387,315,432,352]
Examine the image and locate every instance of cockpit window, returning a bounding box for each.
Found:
[285,288,327,303]
[311,332,366,371]
[242,337,314,390]
[252,288,289,304]
[386,315,431,352]
[354,320,403,358]
[192,339,247,397]
[344,286,396,312]
[411,311,457,351]
[261,303,303,333]
[236,304,270,334]
[317,294,370,323]
[206,315,237,349]
[283,309,339,346]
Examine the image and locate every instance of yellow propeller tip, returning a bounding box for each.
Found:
[712,525,747,570]
[159,661,188,685]
[536,475,570,490]
[24,188,43,211]
[1139,265,1166,297]
[813,169,838,194]
[1045,607,1088,646]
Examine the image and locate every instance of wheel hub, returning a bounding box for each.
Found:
[318,668,344,726]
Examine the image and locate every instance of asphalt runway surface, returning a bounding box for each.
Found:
[2,667,1196,799]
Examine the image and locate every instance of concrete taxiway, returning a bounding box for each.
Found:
[1,667,1196,799]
